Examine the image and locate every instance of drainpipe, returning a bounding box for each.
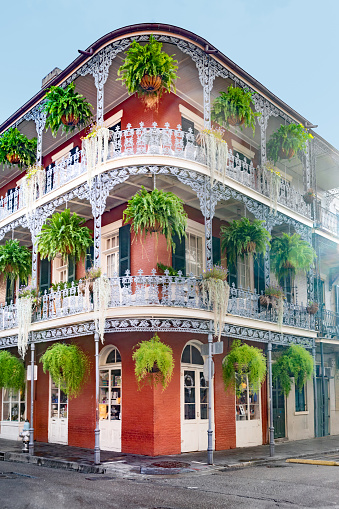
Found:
[267,339,275,457]
[320,341,326,436]
[94,332,100,464]
[207,327,213,465]
[312,344,318,437]
[29,342,35,455]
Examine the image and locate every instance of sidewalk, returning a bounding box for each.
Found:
[1,435,339,476]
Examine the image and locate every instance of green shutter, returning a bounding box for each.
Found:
[85,246,94,271]
[254,253,265,295]
[119,224,130,277]
[212,236,221,266]
[68,257,76,282]
[228,261,237,289]
[39,258,51,295]
[6,277,14,305]
[172,233,186,276]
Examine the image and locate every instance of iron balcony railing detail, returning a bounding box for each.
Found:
[0,271,316,333]
[0,122,311,221]
[316,205,339,237]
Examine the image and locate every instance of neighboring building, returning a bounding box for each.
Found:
[0,24,338,455]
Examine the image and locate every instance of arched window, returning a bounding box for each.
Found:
[181,343,204,365]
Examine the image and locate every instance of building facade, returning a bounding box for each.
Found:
[0,24,338,456]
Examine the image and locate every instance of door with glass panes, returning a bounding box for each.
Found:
[49,378,68,444]
[99,347,122,451]
[181,343,214,452]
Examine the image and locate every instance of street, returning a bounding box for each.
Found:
[1,459,339,509]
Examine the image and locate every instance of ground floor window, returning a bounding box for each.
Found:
[99,347,122,421]
[235,375,260,421]
[2,388,25,422]
[295,385,307,412]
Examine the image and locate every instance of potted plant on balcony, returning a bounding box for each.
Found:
[222,339,266,397]
[201,265,229,341]
[43,82,93,137]
[197,127,228,183]
[0,240,31,291]
[267,123,313,164]
[259,285,285,308]
[40,343,90,398]
[117,34,178,109]
[37,209,93,263]
[0,350,25,391]
[123,186,187,255]
[220,217,271,267]
[270,233,316,283]
[306,301,319,315]
[132,333,174,389]
[211,86,260,135]
[0,128,37,167]
[303,188,316,204]
[272,344,313,396]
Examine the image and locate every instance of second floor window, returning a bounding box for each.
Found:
[103,232,119,277]
[54,256,68,284]
[186,232,203,277]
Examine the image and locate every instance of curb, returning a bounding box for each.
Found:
[2,452,106,474]
[286,458,339,466]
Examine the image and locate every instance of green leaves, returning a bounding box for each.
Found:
[0,240,31,283]
[220,217,271,267]
[37,209,93,263]
[117,35,178,97]
[270,233,316,280]
[132,333,174,389]
[40,343,90,398]
[123,186,187,251]
[43,82,93,137]
[211,86,260,135]
[222,340,266,396]
[0,128,37,168]
[0,350,25,391]
[273,344,313,395]
[267,123,313,164]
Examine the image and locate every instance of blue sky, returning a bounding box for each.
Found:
[1,0,338,148]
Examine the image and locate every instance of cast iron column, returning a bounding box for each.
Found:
[267,341,275,457]
[29,342,35,455]
[312,345,318,437]
[207,328,213,465]
[94,332,101,464]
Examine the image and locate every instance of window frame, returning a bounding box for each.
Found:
[185,219,205,277]
[2,387,26,423]
[101,220,123,277]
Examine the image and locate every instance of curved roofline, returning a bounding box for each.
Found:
[0,22,312,133]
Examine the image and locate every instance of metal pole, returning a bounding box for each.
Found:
[267,341,275,457]
[29,342,35,455]
[207,329,213,465]
[320,341,326,436]
[312,345,318,437]
[94,332,101,464]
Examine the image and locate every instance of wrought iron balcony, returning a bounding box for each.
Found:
[0,122,311,222]
[315,307,339,339]
[315,205,339,237]
[0,271,315,333]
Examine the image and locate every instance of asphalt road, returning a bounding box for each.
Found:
[1,459,339,509]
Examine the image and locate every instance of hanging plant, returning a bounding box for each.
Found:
[0,240,31,288]
[40,343,90,398]
[201,265,229,341]
[306,301,319,315]
[82,124,110,188]
[43,82,93,137]
[221,217,271,267]
[267,123,313,164]
[0,350,25,391]
[211,86,260,135]
[270,233,316,282]
[117,35,178,109]
[123,186,187,251]
[0,128,37,167]
[93,273,110,344]
[222,339,266,397]
[303,188,316,204]
[37,209,93,263]
[20,164,46,216]
[197,127,228,184]
[132,333,174,389]
[272,344,313,396]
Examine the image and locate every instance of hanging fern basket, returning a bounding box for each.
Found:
[140,75,162,92]
[0,350,25,391]
[61,114,79,127]
[228,115,245,127]
[278,147,295,160]
[7,153,21,164]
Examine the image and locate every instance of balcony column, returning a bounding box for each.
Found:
[312,344,318,437]
[264,224,273,288]
[202,180,217,270]
[252,97,278,166]
[27,210,46,288]
[200,54,215,129]
[303,139,312,193]
[24,106,47,166]
[267,339,275,457]
[89,174,110,268]
[94,331,100,464]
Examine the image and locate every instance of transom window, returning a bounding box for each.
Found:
[186,232,203,276]
[2,388,25,422]
[181,344,204,365]
[103,233,119,277]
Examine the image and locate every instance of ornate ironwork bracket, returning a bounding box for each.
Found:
[23,105,47,166]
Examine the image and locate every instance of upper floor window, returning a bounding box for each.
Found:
[104,232,119,277]
[186,231,203,276]
[53,256,68,284]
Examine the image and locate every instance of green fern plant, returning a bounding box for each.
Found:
[0,350,25,391]
[132,333,174,389]
[211,86,260,135]
[222,339,266,397]
[43,82,93,137]
[117,35,178,97]
[267,123,313,164]
[220,217,271,267]
[37,209,93,262]
[0,240,31,285]
[40,343,90,398]
[0,128,37,167]
[272,344,313,395]
[270,233,316,281]
[123,186,187,251]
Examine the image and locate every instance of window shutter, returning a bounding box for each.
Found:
[228,261,237,289]
[6,277,14,305]
[254,253,265,295]
[119,224,130,277]
[85,246,94,271]
[212,236,221,266]
[39,258,51,295]
[68,257,76,282]
[172,233,186,275]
